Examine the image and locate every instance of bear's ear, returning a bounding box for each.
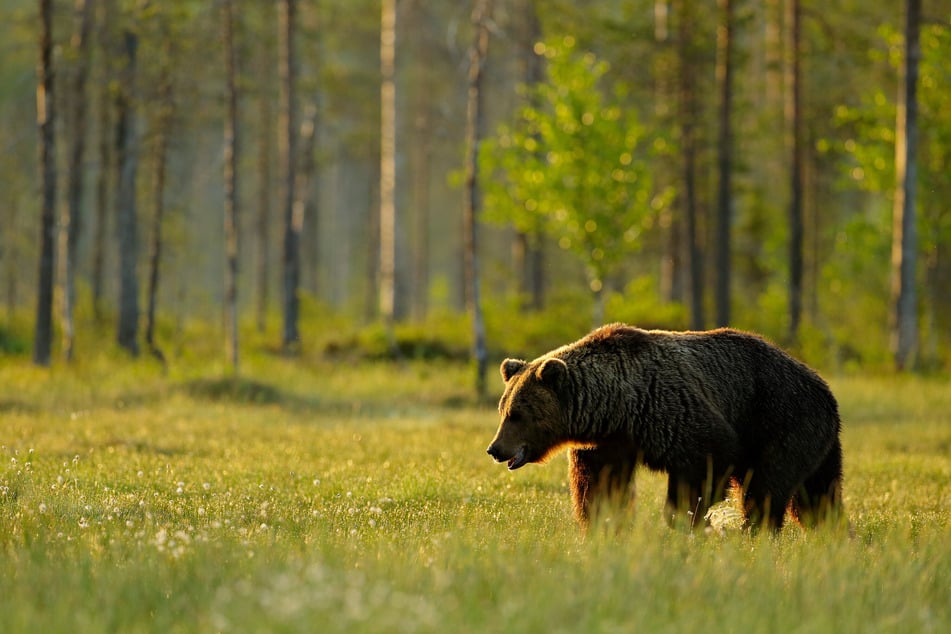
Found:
[500,358,527,382]
[536,357,567,389]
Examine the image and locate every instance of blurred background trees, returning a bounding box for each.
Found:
[1,0,949,374]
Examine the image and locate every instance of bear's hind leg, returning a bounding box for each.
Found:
[791,438,844,528]
[742,469,796,532]
[568,445,636,528]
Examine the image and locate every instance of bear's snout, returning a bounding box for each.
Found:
[486,442,506,461]
[487,441,529,470]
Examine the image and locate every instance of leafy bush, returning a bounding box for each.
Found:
[323,316,471,362]
[603,276,688,331]
[0,322,29,356]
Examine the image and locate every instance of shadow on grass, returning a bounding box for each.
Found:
[176,375,491,416]
[0,399,36,414]
[179,377,286,406]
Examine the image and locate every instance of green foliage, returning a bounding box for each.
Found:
[817,213,893,370]
[1,358,949,632]
[482,36,667,294]
[322,317,471,363]
[830,21,951,249]
[603,276,688,331]
[483,287,594,361]
[320,299,594,367]
[820,19,951,369]
[0,321,29,355]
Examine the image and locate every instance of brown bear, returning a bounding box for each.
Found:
[486,323,843,531]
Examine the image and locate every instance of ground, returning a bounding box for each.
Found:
[1,358,949,633]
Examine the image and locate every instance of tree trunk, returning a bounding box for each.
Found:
[91,0,113,325]
[890,0,920,371]
[144,31,172,367]
[60,0,94,362]
[463,0,493,397]
[922,236,939,366]
[115,30,140,356]
[278,0,300,351]
[409,1,432,322]
[3,190,20,317]
[255,69,272,334]
[786,0,804,344]
[512,231,527,305]
[365,164,380,322]
[516,0,545,312]
[302,109,321,296]
[529,238,545,311]
[33,0,57,366]
[379,0,397,325]
[656,0,683,306]
[411,106,431,321]
[678,0,704,331]
[714,0,733,327]
[295,102,318,296]
[223,0,240,373]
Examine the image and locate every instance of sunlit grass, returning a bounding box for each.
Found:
[1,358,949,632]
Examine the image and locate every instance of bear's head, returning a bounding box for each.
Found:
[486,356,569,470]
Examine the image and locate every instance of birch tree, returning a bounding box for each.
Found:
[463,0,492,397]
[379,0,397,324]
[61,0,94,361]
[224,0,240,372]
[678,0,704,331]
[890,0,920,370]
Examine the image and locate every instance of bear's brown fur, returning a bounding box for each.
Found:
[486,324,843,531]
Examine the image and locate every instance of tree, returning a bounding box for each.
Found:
[484,38,657,326]
[890,0,920,370]
[786,0,803,343]
[295,102,319,297]
[279,0,300,351]
[678,0,704,331]
[33,0,57,366]
[379,0,397,324]
[61,0,94,362]
[144,23,172,365]
[463,0,493,397]
[654,0,684,306]
[91,0,114,325]
[408,0,433,322]
[513,0,545,312]
[828,11,948,370]
[223,0,240,372]
[114,27,141,356]
[714,0,734,327]
[254,4,274,334]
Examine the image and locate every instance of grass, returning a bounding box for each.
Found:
[1,354,949,633]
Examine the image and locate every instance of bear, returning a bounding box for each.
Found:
[486,323,843,531]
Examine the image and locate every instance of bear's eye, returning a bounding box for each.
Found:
[507,411,523,424]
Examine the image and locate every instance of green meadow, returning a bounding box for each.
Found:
[1,354,949,633]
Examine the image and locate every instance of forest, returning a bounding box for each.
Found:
[2,3,951,632]
[1,0,949,379]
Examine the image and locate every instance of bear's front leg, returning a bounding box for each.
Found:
[568,444,637,528]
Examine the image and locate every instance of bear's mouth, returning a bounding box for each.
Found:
[507,446,528,470]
